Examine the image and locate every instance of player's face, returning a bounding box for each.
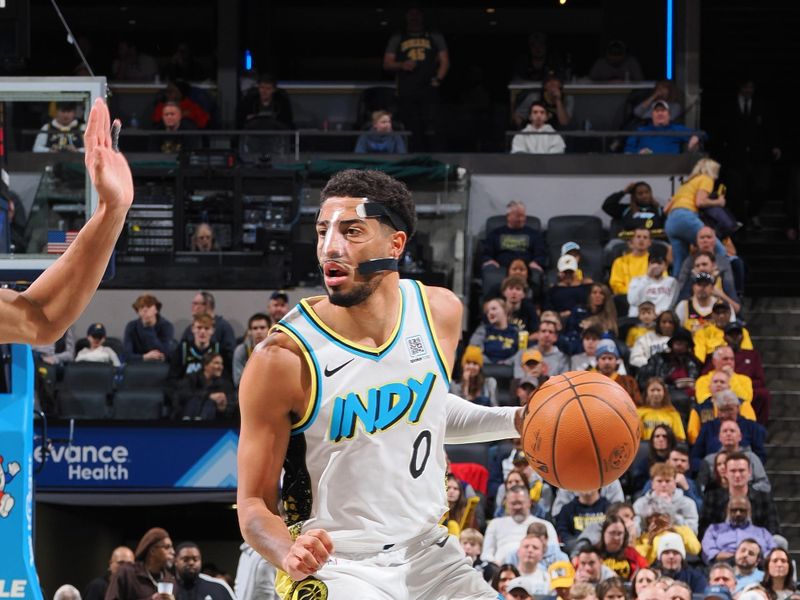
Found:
[316,197,400,307]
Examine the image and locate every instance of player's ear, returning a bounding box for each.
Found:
[390,230,407,258]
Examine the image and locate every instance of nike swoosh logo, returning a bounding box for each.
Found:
[324,358,355,377]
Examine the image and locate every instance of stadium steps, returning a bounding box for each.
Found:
[736,221,800,295]
[745,298,800,559]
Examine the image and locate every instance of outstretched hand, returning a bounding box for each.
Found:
[84,98,134,214]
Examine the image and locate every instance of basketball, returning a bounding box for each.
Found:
[522,371,641,491]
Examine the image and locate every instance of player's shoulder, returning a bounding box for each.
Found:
[422,284,462,315]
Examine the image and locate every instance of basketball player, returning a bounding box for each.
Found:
[238,170,525,599]
[0,98,133,344]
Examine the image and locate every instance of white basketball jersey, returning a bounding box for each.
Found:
[273,279,451,552]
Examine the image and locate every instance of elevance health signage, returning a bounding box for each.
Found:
[34,424,239,490]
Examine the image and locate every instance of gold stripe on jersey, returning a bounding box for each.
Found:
[413,281,451,380]
[273,323,320,432]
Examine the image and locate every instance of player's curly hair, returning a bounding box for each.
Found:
[320,169,417,239]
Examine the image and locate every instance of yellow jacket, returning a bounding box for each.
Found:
[610,253,649,295]
[695,370,753,403]
[635,526,701,564]
[637,406,687,441]
[693,325,753,363]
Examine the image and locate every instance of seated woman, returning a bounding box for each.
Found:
[190,223,216,252]
[637,377,687,442]
[562,283,619,355]
[450,345,498,406]
[444,473,478,536]
[354,110,407,154]
[494,468,546,519]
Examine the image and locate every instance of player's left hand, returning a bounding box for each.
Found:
[84,98,134,215]
[282,528,335,581]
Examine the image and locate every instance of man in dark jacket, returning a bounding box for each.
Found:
[124,294,175,362]
[83,547,134,600]
[174,542,235,600]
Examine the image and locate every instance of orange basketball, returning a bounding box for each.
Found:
[522,370,641,492]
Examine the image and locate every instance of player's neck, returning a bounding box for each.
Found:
[326,276,402,347]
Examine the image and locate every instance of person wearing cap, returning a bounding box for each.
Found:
[548,560,575,600]
[704,584,734,600]
[690,389,766,469]
[635,328,702,400]
[674,251,742,316]
[517,348,547,393]
[624,100,700,155]
[180,291,236,362]
[610,228,652,296]
[673,229,740,312]
[75,322,122,366]
[627,247,677,318]
[649,531,706,592]
[594,339,642,406]
[233,313,271,387]
[106,527,176,600]
[633,80,685,124]
[589,39,643,82]
[481,200,548,299]
[634,497,701,568]
[664,158,729,280]
[503,576,536,600]
[693,304,753,364]
[701,497,776,565]
[694,346,756,416]
[722,323,771,426]
[674,271,724,333]
[450,345,497,406]
[560,241,592,283]
[124,294,175,363]
[543,254,592,320]
[33,101,86,153]
[267,291,290,323]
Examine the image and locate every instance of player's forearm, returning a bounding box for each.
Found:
[444,393,520,443]
[238,497,295,571]
[21,202,128,344]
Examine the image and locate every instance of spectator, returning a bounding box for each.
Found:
[674,227,741,307]
[452,345,497,406]
[179,291,236,360]
[701,497,775,565]
[632,568,659,598]
[702,586,733,600]
[513,72,574,129]
[33,102,85,153]
[633,80,685,125]
[649,533,706,592]
[112,40,158,81]
[508,534,551,594]
[694,309,752,365]
[589,40,643,82]
[630,311,677,370]
[483,485,559,565]
[674,250,741,317]
[630,423,678,494]
[550,482,625,520]
[572,582,601,600]
[761,548,796,600]
[665,582,692,600]
[149,101,200,154]
[238,74,294,129]
[75,323,121,366]
[234,543,278,600]
[501,521,569,569]
[530,319,569,376]
[105,527,176,600]
[469,297,519,365]
[700,452,781,536]
[595,577,629,600]
[571,325,603,372]
[517,350,548,394]
[511,101,566,154]
[626,301,658,350]
[190,224,216,252]
[723,323,771,425]
[383,7,449,152]
[511,32,562,83]
[708,562,738,596]
[694,347,756,419]
[151,80,210,129]
[460,528,499,584]
[83,547,134,600]
[637,378,687,442]
[697,420,770,493]
[610,229,653,295]
[505,577,537,600]
[171,313,224,380]
[574,545,616,585]
[690,389,766,468]
[634,496,701,565]
[674,273,727,333]
[482,201,547,298]
[162,41,206,81]
[492,564,521,598]
[557,490,610,552]
[355,110,407,154]
[233,313,271,387]
[502,276,539,338]
[637,328,702,406]
[54,586,81,600]
[624,101,700,155]
[734,539,766,592]
[124,294,174,362]
[627,250,677,319]
[603,182,667,242]
[445,473,478,535]
[543,255,592,321]
[548,560,576,600]
[174,542,236,600]
[267,290,290,323]
[639,445,702,512]
[560,242,594,284]
[594,340,642,406]
[598,516,648,581]
[175,353,236,421]
[633,464,699,534]
[664,158,728,278]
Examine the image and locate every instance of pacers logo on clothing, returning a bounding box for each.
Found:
[290,578,328,600]
[328,372,437,442]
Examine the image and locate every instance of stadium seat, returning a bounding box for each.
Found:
[445,442,491,469]
[119,361,170,390]
[60,362,115,393]
[546,215,605,261]
[112,389,165,419]
[58,391,109,419]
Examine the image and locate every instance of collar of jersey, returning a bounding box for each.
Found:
[297,285,406,359]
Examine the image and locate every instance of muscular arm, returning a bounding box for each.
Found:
[237,334,333,580]
[0,99,133,345]
[444,393,520,444]
[425,285,463,375]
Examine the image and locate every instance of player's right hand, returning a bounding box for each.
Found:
[84,98,134,214]
[282,529,335,581]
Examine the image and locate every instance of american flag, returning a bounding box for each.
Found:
[47,230,79,254]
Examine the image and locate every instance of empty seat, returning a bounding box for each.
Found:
[61,362,115,393]
[119,362,170,390]
[546,215,605,253]
[445,442,491,469]
[59,391,109,419]
[113,390,165,419]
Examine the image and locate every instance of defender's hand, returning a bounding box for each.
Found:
[84,98,134,215]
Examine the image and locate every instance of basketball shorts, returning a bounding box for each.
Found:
[276,529,501,600]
